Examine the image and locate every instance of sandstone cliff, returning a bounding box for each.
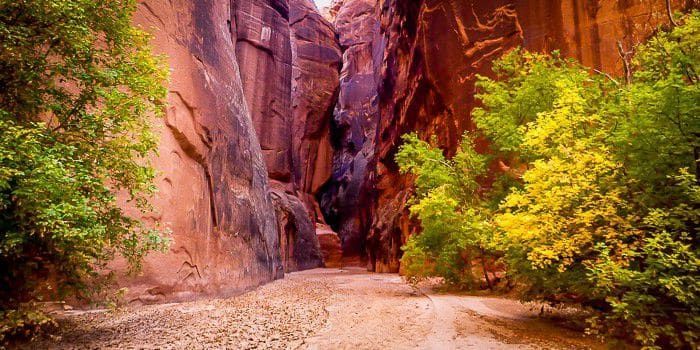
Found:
[121,0,691,302]
[232,0,342,272]
[118,0,341,302]
[319,0,382,259]
[125,0,283,303]
[289,0,342,227]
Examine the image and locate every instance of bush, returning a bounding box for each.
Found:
[0,308,57,345]
[0,0,170,337]
[399,11,699,348]
[396,134,502,290]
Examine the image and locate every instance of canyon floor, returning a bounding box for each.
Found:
[35,268,605,350]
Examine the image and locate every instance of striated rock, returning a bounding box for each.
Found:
[321,0,344,22]
[234,0,294,182]
[367,0,526,272]
[117,0,342,301]
[234,0,342,272]
[118,0,687,302]
[316,224,343,268]
[289,0,342,224]
[122,0,284,303]
[319,0,382,260]
[362,0,688,272]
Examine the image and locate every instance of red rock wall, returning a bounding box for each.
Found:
[288,0,348,269]
[123,0,284,303]
[361,0,690,272]
[289,0,342,225]
[234,0,294,183]
[234,0,343,272]
[121,0,691,301]
[319,0,383,259]
[116,0,342,302]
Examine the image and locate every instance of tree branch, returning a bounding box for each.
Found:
[593,69,620,86]
[666,0,679,28]
[617,41,633,85]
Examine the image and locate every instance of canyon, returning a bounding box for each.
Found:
[120,0,690,302]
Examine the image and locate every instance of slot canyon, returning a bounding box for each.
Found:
[14,0,697,348]
[123,0,687,300]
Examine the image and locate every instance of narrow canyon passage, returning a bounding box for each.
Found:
[2,0,695,348]
[36,269,603,350]
[101,0,685,306]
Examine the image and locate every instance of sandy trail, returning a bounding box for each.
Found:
[32,268,603,349]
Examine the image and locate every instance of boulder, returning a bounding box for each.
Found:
[316,224,343,269]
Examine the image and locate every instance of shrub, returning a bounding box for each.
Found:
[0,0,170,336]
[400,11,699,348]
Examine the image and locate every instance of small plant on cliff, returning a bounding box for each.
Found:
[0,0,169,342]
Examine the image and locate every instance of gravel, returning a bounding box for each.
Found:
[31,273,332,349]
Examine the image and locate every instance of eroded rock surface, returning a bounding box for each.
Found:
[271,187,324,272]
[289,0,342,224]
[123,0,284,303]
[119,0,687,302]
[316,224,343,268]
[234,0,342,272]
[319,0,382,260]
[115,0,343,302]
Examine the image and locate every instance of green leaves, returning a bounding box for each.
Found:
[397,133,496,288]
[0,0,169,325]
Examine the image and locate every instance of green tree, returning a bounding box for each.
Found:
[476,13,699,349]
[0,0,169,336]
[396,134,501,289]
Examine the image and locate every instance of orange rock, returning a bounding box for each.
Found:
[316,224,343,268]
[118,0,286,304]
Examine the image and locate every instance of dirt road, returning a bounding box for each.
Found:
[35,268,603,349]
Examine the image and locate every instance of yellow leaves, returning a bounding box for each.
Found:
[495,140,639,272]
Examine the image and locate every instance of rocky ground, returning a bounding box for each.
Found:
[30,268,606,349]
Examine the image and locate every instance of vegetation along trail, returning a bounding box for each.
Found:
[35,268,603,350]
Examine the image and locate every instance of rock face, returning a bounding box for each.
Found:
[125,0,283,303]
[121,0,688,302]
[316,224,343,268]
[234,0,294,183]
[233,0,342,272]
[368,0,527,272]
[271,188,324,272]
[289,0,342,225]
[319,0,688,272]
[118,0,341,302]
[319,0,382,259]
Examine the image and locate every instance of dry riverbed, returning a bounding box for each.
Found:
[30,268,605,349]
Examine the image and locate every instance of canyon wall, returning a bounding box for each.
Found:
[233,0,341,272]
[289,0,342,226]
[290,0,345,268]
[319,0,383,259]
[125,0,283,303]
[321,0,690,272]
[122,0,691,301]
[119,0,340,302]
[233,0,322,273]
